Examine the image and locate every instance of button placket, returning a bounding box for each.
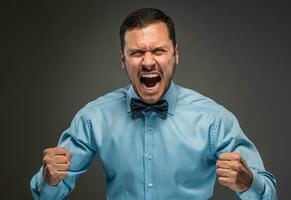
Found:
[144,112,155,200]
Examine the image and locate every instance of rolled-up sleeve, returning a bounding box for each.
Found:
[210,106,277,200]
[30,108,97,200]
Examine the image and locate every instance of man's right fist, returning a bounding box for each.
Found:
[42,147,71,186]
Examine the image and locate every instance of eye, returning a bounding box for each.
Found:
[153,48,166,55]
[130,50,144,57]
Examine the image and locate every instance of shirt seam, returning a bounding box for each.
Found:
[209,106,224,155]
[86,96,127,109]
[177,97,220,113]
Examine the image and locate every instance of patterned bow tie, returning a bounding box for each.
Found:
[130,98,169,119]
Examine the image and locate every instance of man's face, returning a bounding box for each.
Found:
[121,22,179,104]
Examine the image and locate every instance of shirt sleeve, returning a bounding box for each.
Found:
[30,108,97,200]
[210,106,277,200]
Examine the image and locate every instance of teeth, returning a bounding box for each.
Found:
[141,74,159,78]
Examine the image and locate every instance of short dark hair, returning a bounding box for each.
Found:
[119,8,176,51]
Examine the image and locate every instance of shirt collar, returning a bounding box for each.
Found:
[126,81,177,116]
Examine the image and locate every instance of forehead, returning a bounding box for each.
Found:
[124,22,171,49]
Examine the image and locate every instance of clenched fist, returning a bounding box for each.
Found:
[43,147,72,186]
[216,152,253,192]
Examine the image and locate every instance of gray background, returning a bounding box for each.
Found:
[2,1,290,199]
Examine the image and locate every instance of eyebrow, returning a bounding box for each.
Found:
[152,47,167,51]
[128,49,146,54]
[128,46,168,54]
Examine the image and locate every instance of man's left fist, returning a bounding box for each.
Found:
[216,152,253,192]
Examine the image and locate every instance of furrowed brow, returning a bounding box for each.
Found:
[128,48,146,54]
[152,47,167,52]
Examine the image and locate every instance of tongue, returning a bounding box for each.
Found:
[141,77,160,87]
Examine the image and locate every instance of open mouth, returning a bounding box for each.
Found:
[140,74,161,88]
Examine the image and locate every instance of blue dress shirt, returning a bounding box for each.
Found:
[31,82,277,199]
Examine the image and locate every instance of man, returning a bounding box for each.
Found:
[31,8,277,199]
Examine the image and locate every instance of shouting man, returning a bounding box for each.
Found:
[31,8,277,199]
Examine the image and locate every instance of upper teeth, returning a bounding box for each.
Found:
[141,74,159,78]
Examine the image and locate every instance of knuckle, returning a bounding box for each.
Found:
[66,163,71,169]
[62,156,67,163]
[67,152,72,160]
[218,177,227,185]
[218,177,223,183]
[42,157,47,164]
[55,147,62,153]
[234,153,241,160]
[54,147,64,154]
[46,164,53,171]
[233,171,238,178]
[233,162,241,170]
[43,148,50,156]
[43,156,50,165]
[61,147,67,153]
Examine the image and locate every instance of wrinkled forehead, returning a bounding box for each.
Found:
[124,22,171,50]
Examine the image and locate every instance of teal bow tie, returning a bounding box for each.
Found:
[130,98,169,119]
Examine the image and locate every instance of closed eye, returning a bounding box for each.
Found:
[152,48,167,55]
[130,50,145,57]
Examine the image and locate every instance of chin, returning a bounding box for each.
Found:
[141,95,161,104]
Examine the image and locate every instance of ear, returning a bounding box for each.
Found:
[120,49,125,69]
[175,44,179,64]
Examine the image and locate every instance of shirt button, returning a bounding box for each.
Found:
[148,182,153,188]
[148,126,153,132]
[147,154,153,160]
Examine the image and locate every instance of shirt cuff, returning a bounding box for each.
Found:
[237,173,265,199]
[36,168,65,199]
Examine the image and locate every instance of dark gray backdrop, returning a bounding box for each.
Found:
[2,1,290,199]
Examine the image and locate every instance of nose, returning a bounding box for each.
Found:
[141,52,156,70]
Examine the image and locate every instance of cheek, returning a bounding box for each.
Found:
[161,59,176,77]
[125,61,140,79]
